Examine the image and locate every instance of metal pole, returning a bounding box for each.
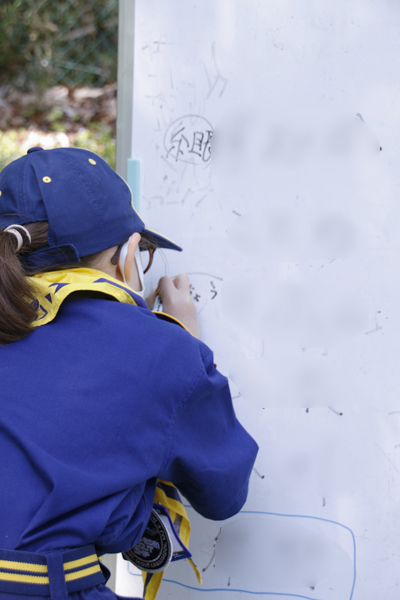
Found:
[116,0,136,179]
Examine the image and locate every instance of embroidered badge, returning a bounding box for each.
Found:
[123,509,172,573]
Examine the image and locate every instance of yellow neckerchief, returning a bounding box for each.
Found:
[29,267,141,327]
[28,268,202,599]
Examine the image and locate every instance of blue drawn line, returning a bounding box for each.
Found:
[240,511,356,600]
[126,565,325,599]
[162,579,326,599]
[127,509,357,600]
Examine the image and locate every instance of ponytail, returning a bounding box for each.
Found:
[0,223,156,345]
[0,222,49,345]
[0,221,108,345]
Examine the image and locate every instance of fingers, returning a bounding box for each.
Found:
[152,274,200,337]
[173,273,190,290]
[158,275,176,296]
[158,274,190,297]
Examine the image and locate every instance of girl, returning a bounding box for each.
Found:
[0,146,258,600]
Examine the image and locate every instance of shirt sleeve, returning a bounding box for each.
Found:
[159,345,259,521]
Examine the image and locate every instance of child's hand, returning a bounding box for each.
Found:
[146,274,200,338]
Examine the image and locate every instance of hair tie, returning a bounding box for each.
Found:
[4,225,32,253]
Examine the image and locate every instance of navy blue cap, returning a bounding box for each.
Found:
[0,147,182,269]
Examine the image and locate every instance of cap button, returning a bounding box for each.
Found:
[27,147,44,154]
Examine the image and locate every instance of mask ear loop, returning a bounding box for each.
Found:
[118,239,129,284]
[134,245,145,293]
[118,237,146,296]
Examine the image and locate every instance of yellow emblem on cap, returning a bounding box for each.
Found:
[88,158,96,165]
[0,191,2,196]
[42,177,51,183]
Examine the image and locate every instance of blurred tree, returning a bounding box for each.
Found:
[0,0,118,89]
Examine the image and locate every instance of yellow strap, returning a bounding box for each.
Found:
[142,571,163,600]
[0,560,47,574]
[154,487,190,522]
[0,554,101,585]
[142,481,202,599]
[0,571,49,585]
[188,559,202,585]
[64,554,98,571]
[65,564,102,582]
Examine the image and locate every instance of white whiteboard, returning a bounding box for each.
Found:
[116,1,400,599]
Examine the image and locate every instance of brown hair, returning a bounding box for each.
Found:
[0,223,159,345]
[0,222,101,345]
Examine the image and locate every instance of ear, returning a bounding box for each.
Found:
[122,232,141,285]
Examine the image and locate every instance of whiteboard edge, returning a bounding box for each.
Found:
[116,0,135,179]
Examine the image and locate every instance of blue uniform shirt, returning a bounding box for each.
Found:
[0,292,258,598]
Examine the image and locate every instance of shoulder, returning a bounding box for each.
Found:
[53,294,213,386]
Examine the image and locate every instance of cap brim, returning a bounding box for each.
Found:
[142,227,182,251]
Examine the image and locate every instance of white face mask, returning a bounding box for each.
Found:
[118,237,145,296]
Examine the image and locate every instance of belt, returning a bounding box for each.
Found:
[0,545,105,599]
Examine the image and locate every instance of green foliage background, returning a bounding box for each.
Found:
[0,0,118,89]
[0,0,118,171]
